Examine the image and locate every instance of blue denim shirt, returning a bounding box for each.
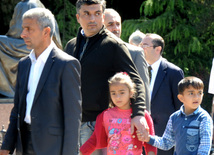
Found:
[149,105,213,155]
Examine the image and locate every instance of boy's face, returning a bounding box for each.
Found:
[177,86,203,115]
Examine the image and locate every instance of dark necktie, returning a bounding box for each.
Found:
[148,66,152,83]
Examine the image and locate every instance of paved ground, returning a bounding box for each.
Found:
[0,103,13,130]
[0,101,13,149]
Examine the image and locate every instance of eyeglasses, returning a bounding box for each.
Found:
[141,44,157,49]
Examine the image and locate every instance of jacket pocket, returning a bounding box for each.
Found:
[186,120,200,152]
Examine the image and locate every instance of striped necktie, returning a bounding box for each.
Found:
[148,66,152,83]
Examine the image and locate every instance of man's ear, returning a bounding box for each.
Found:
[44,27,51,37]
[76,14,80,24]
[102,13,105,24]
[177,94,183,103]
[155,46,162,54]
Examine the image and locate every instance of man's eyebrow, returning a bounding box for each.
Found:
[108,22,114,25]
[96,10,102,13]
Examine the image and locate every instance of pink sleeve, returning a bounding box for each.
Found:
[80,111,108,155]
[144,110,157,155]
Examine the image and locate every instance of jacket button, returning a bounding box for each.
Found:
[132,135,136,138]
[134,145,137,148]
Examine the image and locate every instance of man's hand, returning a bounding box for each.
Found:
[136,128,150,142]
[131,116,149,135]
[0,150,10,155]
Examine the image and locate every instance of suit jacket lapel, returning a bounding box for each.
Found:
[33,49,56,104]
[151,59,167,100]
[19,57,31,122]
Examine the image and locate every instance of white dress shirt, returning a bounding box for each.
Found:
[24,41,54,124]
[149,56,162,98]
[208,58,214,94]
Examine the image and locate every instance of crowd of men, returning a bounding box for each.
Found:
[0,0,213,155]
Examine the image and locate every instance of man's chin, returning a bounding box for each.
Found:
[115,34,120,38]
[26,45,32,50]
[112,32,120,38]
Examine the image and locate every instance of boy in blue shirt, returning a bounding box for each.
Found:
[138,76,213,154]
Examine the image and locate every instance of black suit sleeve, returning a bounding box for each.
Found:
[113,43,146,117]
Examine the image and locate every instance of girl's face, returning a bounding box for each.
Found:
[109,82,133,110]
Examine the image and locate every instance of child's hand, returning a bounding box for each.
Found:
[79,151,83,155]
[136,128,150,142]
[147,151,156,155]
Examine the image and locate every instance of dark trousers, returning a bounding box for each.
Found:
[157,147,174,155]
[21,122,36,155]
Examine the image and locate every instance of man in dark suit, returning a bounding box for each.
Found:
[141,33,184,155]
[0,8,82,155]
[104,8,150,112]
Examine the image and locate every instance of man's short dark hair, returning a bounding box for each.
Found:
[152,36,165,55]
[76,0,106,13]
[145,33,165,55]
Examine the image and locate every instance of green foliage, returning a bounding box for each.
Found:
[44,0,79,48]
[121,0,214,113]
[0,0,19,33]
[56,0,79,47]
[122,0,214,73]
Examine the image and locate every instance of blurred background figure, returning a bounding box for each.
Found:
[129,30,145,47]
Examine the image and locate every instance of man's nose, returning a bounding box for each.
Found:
[89,15,95,21]
[20,30,27,38]
[113,25,119,31]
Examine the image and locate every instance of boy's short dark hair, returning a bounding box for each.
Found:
[178,76,204,94]
[76,0,106,13]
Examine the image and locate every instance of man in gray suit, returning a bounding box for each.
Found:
[0,8,82,155]
[104,8,150,112]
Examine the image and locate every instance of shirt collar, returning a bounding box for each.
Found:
[81,28,101,38]
[81,29,85,37]
[179,105,202,116]
[149,56,162,72]
[29,41,54,63]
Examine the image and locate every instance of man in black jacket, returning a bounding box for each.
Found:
[64,0,147,154]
